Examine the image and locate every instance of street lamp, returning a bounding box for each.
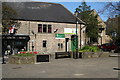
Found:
[74,9,79,59]
[31,30,36,51]
[2,36,6,64]
[2,48,6,64]
[75,9,79,35]
[31,40,34,51]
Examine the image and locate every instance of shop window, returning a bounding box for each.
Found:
[48,25,52,33]
[61,43,63,48]
[15,41,22,45]
[58,43,60,48]
[38,24,42,33]
[43,40,47,48]
[58,43,63,49]
[43,24,47,33]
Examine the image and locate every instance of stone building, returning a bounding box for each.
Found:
[78,9,107,45]
[105,15,120,43]
[93,10,107,45]
[105,16,120,36]
[4,2,85,54]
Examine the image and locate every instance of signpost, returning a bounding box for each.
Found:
[55,34,65,39]
[64,28,79,34]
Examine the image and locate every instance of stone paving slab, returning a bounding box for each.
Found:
[109,53,120,57]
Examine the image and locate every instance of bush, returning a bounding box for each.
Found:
[79,46,100,52]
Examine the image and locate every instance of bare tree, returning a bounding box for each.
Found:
[99,1,120,46]
[98,2,120,18]
[2,3,21,34]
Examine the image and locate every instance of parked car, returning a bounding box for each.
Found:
[114,46,120,53]
[114,43,120,53]
[98,43,118,52]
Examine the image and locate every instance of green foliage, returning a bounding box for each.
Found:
[2,3,20,34]
[79,46,100,52]
[76,0,91,12]
[106,17,120,45]
[76,1,101,44]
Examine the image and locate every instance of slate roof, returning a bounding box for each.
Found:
[3,2,85,24]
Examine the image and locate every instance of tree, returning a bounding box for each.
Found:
[76,1,101,44]
[100,2,120,45]
[98,2,120,18]
[76,1,91,12]
[2,3,20,34]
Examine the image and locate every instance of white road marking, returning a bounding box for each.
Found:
[74,74,85,76]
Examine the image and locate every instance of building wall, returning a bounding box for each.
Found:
[97,14,107,45]
[16,21,85,54]
[105,35,112,43]
[92,10,107,45]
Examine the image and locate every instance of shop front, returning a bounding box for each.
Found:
[55,33,78,52]
[2,34,30,55]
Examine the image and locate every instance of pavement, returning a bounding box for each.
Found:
[109,53,120,57]
[1,56,119,78]
[0,57,2,79]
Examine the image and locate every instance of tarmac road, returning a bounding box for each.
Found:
[2,57,119,78]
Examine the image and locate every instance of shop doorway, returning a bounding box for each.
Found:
[65,38,69,52]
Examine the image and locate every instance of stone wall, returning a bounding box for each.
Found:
[82,52,109,59]
[8,56,35,64]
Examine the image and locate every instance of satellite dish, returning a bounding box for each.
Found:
[54,29,58,33]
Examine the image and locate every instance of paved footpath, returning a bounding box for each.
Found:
[2,57,119,78]
[0,57,2,79]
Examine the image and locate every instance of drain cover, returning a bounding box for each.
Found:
[74,74,85,76]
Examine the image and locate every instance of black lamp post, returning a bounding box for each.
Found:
[74,9,79,59]
[2,48,6,64]
[2,37,6,64]
[31,30,36,51]
[31,40,34,51]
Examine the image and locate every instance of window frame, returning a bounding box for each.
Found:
[38,24,42,33]
[43,40,47,48]
[48,25,52,33]
[43,24,47,33]
[38,24,52,33]
[58,43,63,49]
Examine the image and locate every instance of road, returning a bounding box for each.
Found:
[2,57,119,78]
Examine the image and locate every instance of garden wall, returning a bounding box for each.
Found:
[8,56,35,64]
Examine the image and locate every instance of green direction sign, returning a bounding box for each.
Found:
[55,34,65,39]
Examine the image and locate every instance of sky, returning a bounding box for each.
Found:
[31,0,116,22]
[55,2,109,21]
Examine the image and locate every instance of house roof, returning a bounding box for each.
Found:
[4,2,85,24]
